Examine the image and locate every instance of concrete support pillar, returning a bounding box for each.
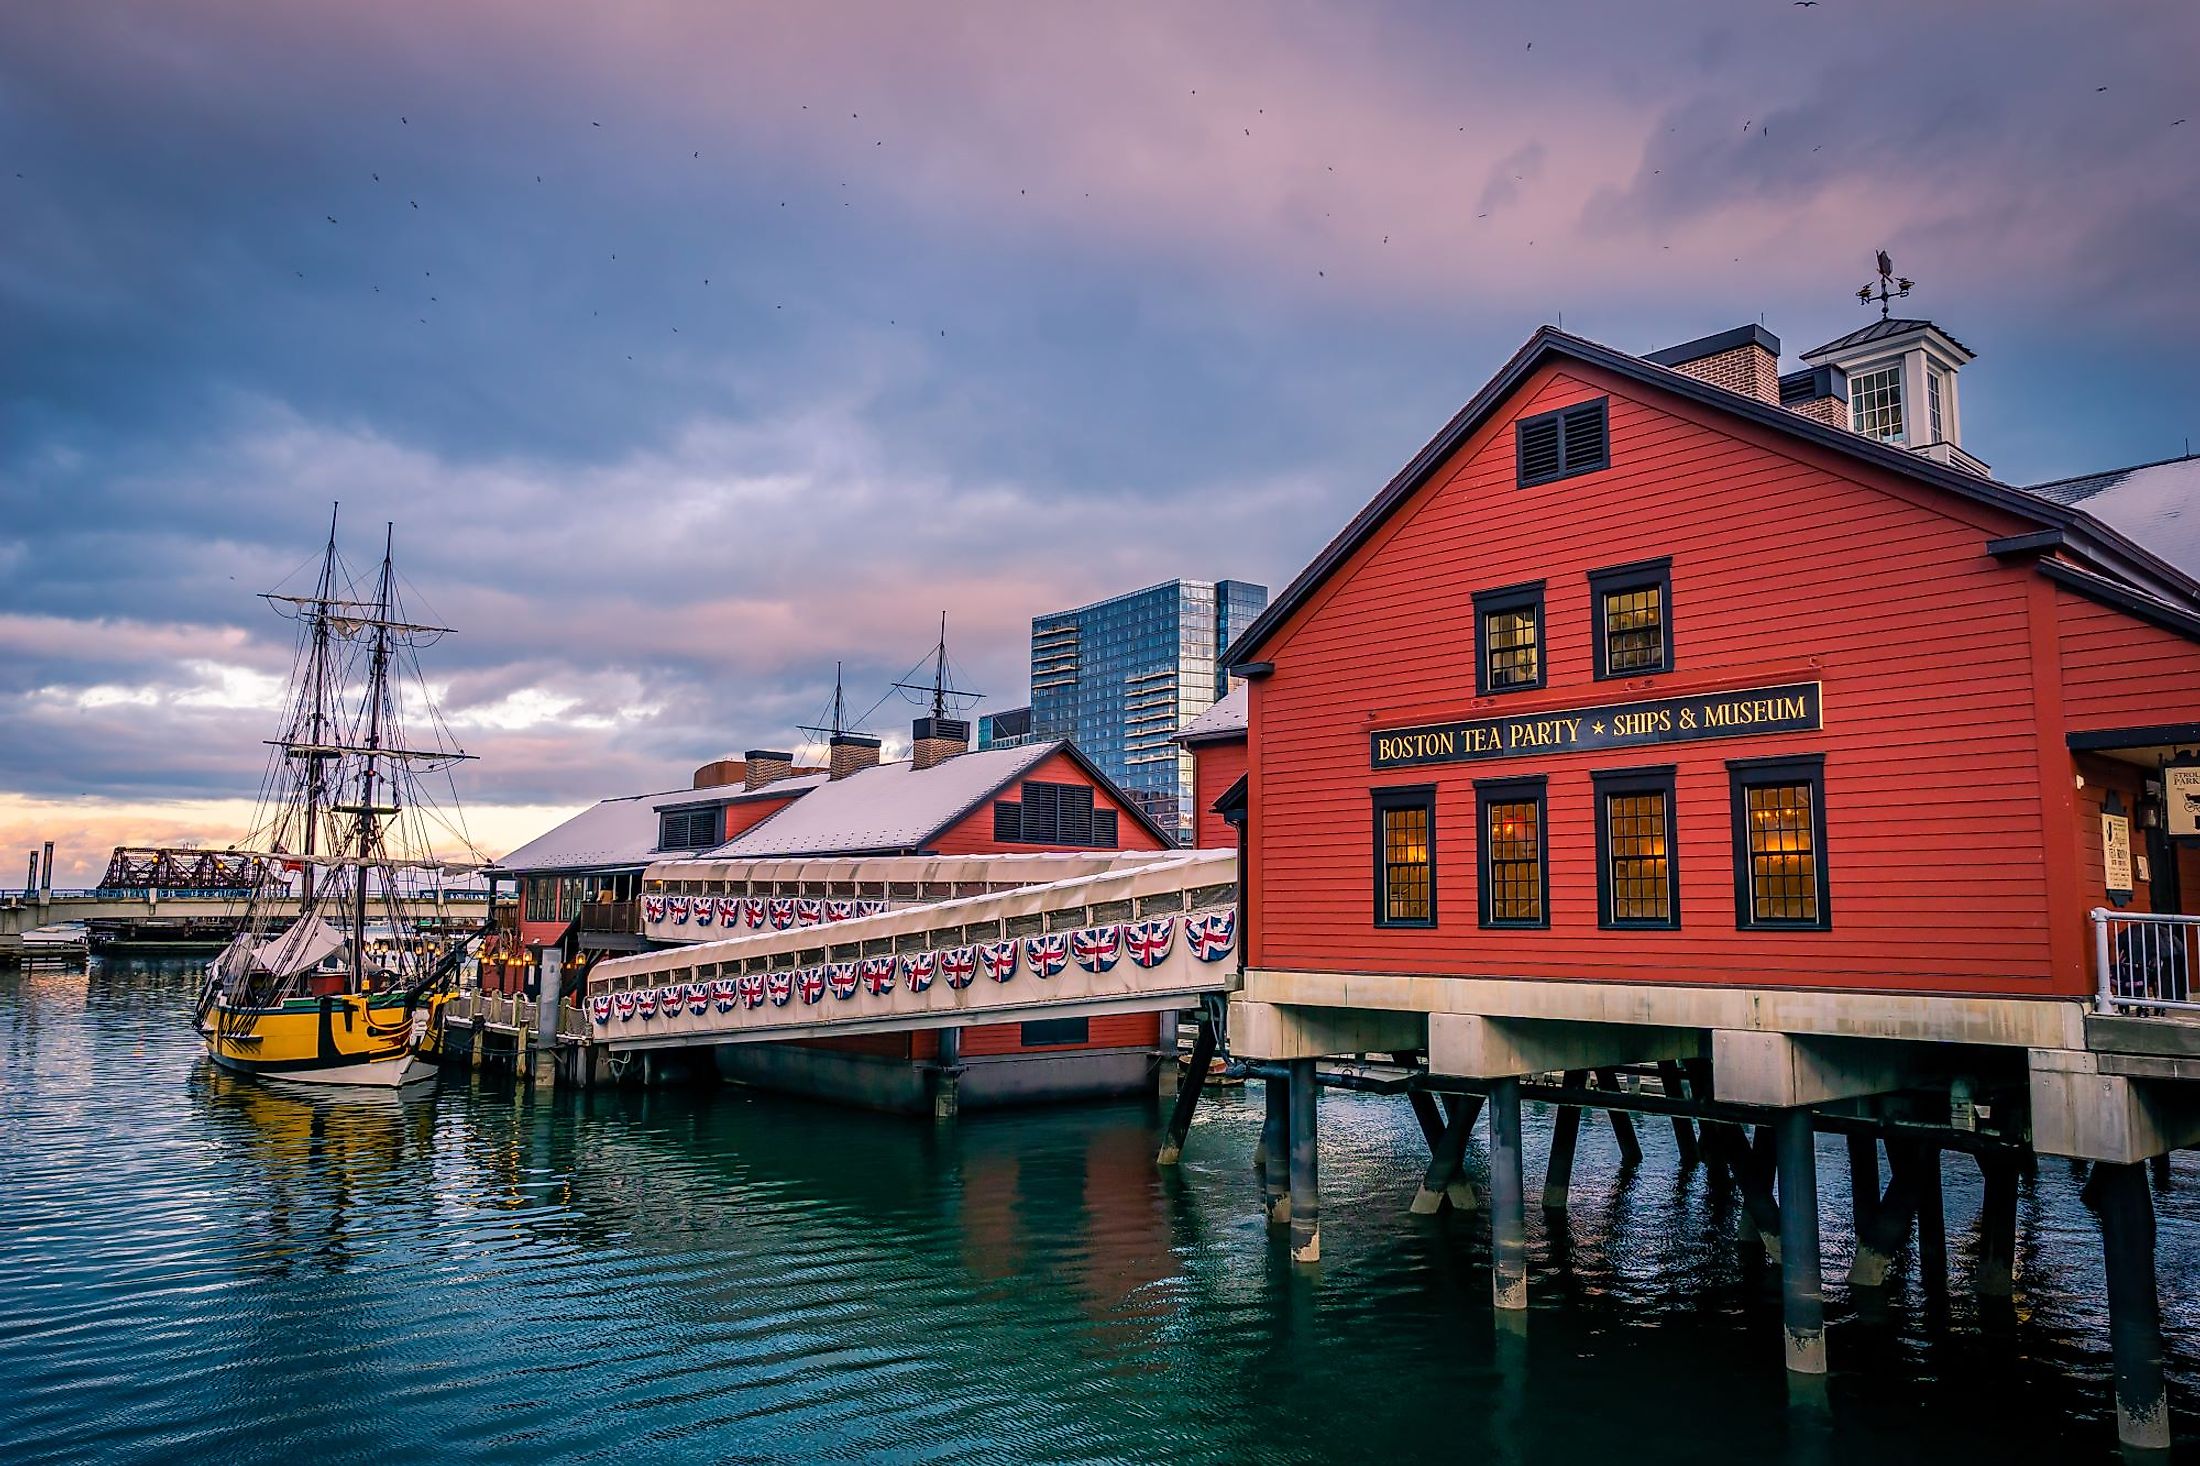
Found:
[2096,1161,2172,1452]
[933,1026,963,1122]
[1775,1109,1826,1375]
[1976,1154,2018,1299]
[1489,1076,1528,1311]
[1288,1058,1320,1264]
[1261,1076,1291,1225]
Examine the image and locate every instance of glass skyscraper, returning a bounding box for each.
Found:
[1029,578,1268,842]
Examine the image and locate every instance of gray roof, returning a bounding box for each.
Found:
[1176,685,1248,743]
[2024,456,2200,584]
[711,742,1064,857]
[490,776,802,874]
[1802,317,1975,361]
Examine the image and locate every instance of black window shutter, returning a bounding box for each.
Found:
[993,800,1022,842]
[1093,809,1118,848]
[1062,786,1095,845]
[1517,416,1562,484]
[1021,781,1062,843]
[1562,401,1608,472]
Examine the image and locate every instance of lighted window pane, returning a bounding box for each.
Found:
[1747,782,1818,922]
[1485,606,1540,688]
[1606,791,1670,921]
[1486,799,1542,923]
[1603,585,1664,673]
[1382,804,1433,923]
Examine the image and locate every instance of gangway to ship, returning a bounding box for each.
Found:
[580,849,1239,1052]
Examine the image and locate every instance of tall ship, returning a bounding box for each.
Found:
[197,508,485,1087]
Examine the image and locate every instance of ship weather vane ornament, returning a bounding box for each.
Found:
[1857,249,1915,319]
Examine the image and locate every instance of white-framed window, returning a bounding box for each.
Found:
[1849,364,1904,442]
[1927,366,1947,442]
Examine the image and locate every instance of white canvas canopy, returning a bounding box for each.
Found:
[219,917,349,981]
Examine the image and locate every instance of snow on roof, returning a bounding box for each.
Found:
[492,777,773,873]
[711,741,1063,857]
[2026,456,2200,585]
[1177,685,1248,742]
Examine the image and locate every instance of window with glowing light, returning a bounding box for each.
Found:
[1373,785,1437,927]
[1476,776,1547,928]
[1588,557,1673,678]
[1594,766,1679,928]
[1474,581,1546,695]
[1728,755,1829,929]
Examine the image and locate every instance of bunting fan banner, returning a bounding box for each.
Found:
[592,994,614,1026]
[859,956,896,995]
[1023,932,1068,980]
[686,982,711,1015]
[941,946,977,990]
[717,896,742,925]
[637,988,659,1019]
[978,940,1017,983]
[744,898,768,929]
[766,970,794,1007]
[668,897,690,925]
[797,967,826,1005]
[824,899,855,923]
[1071,925,1121,973]
[825,962,858,1000]
[1126,916,1176,968]
[615,990,638,1021]
[1186,910,1237,963]
[795,898,825,925]
[768,899,796,930]
[713,977,739,1013]
[856,899,888,918]
[738,973,768,1010]
[902,950,937,993]
[643,895,667,924]
[693,899,714,928]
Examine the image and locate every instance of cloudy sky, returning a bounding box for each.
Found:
[5,0,2196,880]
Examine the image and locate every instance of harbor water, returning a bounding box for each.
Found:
[3,958,2195,1463]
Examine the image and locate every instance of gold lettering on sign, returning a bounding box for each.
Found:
[1369,682,1820,769]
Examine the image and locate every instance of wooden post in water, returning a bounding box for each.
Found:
[1261,1076,1291,1225]
[932,1026,963,1122]
[1155,1017,1215,1165]
[1913,1141,1948,1300]
[1593,1068,1643,1167]
[2095,1160,2172,1451]
[1775,1109,1826,1375]
[1489,1076,1528,1311]
[1976,1153,2018,1299]
[1543,1069,1588,1211]
[1412,1094,1478,1215]
[1658,1060,1700,1167]
[1406,1089,1447,1153]
[1288,1058,1320,1264]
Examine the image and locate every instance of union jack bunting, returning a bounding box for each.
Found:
[716,896,742,925]
[643,895,667,923]
[712,977,739,1013]
[797,967,826,1004]
[765,970,794,1006]
[902,950,937,992]
[856,899,888,918]
[795,898,825,925]
[1126,915,1176,969]
[592,994,613,1026]
[978,940,1017,983]
[825,962,858,1000]
[693,899,715,928]
[1071,925,1121,973]
[738,973,767,1010]
[859,956,896,995]
[824,899,856,923]
[941,946,977,990]
[669,896,691,925]
[1023,932,1069,979]
[686,982,711,1015]
[637,988,659,1018]
[615,990,638,1021]
[768,898,796,930]
[744,898,768,929]
[1185,910,1237,963]
[660,985,685,1013]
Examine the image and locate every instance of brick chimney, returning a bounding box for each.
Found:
[827,733,883,781]
[911,715,971,772]
[1779,364,1850,429]
[1644,325,1781,405]
[743,749,795,791]
[692,757,745,789]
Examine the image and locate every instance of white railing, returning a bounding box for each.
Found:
[2092,908,2200,1015]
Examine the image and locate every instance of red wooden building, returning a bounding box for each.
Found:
[1217,318,2200,1442]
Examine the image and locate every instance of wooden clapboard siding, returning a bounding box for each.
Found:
[2057,591,2200,730]
[927,749,1168,855]
[1244,358,2112,996]
[721,791,806,841]
[1190,737,1247,849]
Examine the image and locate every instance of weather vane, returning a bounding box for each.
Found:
[1856,250,1914,319]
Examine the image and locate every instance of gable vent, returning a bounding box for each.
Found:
[1516,398,1610,487]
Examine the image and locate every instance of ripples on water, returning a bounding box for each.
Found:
[1,960,2193,1464]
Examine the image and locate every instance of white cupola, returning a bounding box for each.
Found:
[1799,317,1984,474]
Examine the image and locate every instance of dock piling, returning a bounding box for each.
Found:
[2096,1160,2172,1452]
[1593,1069,1643,1167]
[1412,1093,1477,1215]
[1542,1070,1587,1211]
[1261,1076,1290,1224]
[1658,1060,1700,1167]
[1976,1153,2018,1299]
[1775,1108,1827,1374]
[1155,1016,1215,1165]
[1489,1076,1528,1311]
[1288,1058,1320,1264]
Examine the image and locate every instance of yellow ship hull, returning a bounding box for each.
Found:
[203,991,449,1088]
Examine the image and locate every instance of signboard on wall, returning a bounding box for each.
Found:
[1370,682,1821,770]
[2102,811,2135,897]
[2165,765,2200,839]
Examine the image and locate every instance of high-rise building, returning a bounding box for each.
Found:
[1029,578,1268,842]
[977,706,1034,749]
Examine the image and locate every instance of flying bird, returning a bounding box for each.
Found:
[325,215,337,223]
[1794,1,1817,7]
[593,120,601,126]
[372,172,380,181]
[2097,86,2109,93]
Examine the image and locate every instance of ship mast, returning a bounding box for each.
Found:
[297,504,341,913]
[349,524,398,978]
